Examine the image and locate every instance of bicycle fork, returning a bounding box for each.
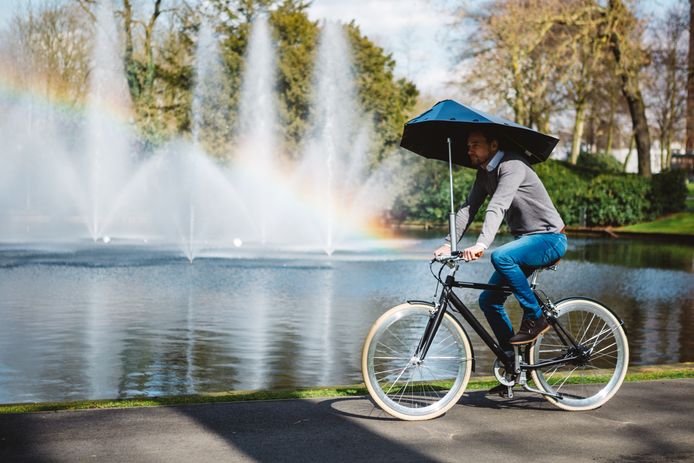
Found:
[414,286,451,362]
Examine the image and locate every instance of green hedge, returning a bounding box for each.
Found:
[584,174,651,226]
[576,151,624,174]
[650,169,688,216]
[536,162,687,227]
[533,161,591,225]
[389,158,478,224]
[392,156,689,228]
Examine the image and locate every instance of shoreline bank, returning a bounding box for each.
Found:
[386,221,694,243]
[2,362,691,415]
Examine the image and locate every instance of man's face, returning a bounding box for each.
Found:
[467,132,498,167]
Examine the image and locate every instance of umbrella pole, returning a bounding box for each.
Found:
[447,138,457,254]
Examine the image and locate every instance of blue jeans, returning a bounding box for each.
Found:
[478,233,567,352]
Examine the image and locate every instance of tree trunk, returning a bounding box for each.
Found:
[143,0,162,98]
[607,0,652,176]
[536,111,550,135]
[122,0,140,101]
[623,132,634,172]
[687,0,694,152]
[569,102,586,164]
[605,88,617,155]
[626,92,652,176]
[510,53,528,125]
[610,37,651,176]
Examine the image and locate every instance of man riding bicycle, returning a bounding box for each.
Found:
[433,129,567,357]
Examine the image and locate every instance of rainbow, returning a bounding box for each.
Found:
[0,71,412,251]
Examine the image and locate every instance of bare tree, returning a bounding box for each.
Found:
[559,1,610,164]
[2,1,90,106]
[452,0,654,175]
[77,0,171,102]
[647,0,688,170]
[604,0,652,176]
[453,1,567,130]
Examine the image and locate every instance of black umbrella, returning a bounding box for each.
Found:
[400,99,559,167]
[399,100,560,254]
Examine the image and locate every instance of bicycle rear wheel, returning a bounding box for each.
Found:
[361,303,472,421]
[529,298,629,411]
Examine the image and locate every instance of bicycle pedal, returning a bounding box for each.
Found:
[487,383,515,399]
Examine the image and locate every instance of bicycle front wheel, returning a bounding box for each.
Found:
[361,303,472,421]
[529,298,629,411]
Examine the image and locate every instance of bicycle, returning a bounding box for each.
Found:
[361,253,629,421]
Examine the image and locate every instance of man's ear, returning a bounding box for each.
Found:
[490,139,499,152]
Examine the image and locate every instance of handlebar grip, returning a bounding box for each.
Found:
[433,251,462,263]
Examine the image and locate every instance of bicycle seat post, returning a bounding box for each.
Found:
[529,269,541,289]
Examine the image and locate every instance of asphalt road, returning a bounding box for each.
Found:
[1,379,693,462]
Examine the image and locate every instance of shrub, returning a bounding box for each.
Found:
[390,157,477,223]
[584,174,651,226]
[576,151,624,173]
[650,169,688,216]
[534,160,590,225]
[390,155,687,228]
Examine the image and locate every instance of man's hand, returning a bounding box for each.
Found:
[433,243,451,258]
[462,244,485,261]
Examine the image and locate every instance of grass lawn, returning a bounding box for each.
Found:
[618,211,694,235]
[1,363,692,414]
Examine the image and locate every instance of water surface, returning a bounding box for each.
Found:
[0,233,692,403]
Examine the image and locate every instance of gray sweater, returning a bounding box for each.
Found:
[446,151,564,248]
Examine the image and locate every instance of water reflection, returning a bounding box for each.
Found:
[0,234,691,403]
[565,236,693,272]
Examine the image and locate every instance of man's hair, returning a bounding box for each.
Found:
[469,128,508,151]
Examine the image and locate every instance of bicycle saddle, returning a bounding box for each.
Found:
[540,258,560,270]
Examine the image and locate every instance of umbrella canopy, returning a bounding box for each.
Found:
[400,99,559,168]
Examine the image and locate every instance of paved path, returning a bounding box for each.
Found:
[1,379,693,462]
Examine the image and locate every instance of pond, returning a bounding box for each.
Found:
[0,232,692,403]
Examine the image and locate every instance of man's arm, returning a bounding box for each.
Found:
[476,160,526,248]
[444,173,487,246]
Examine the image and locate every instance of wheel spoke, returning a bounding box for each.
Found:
[376,341,404,356]
[385,329,417,353]
[375,366,411,378]
[529,300,627,411]
[581,324,611,345]
[364,306,471,419]
[384,363,412,395]
[554,365,579,392]
[577,313,596,344]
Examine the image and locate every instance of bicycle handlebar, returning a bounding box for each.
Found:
[431,252,466,265]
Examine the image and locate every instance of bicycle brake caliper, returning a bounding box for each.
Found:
[545,298,558,318]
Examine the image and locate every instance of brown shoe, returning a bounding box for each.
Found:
[509,316,550,345]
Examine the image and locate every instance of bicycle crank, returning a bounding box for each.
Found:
[492,358,516,386]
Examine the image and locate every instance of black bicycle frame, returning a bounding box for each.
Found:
[416,274,582,369]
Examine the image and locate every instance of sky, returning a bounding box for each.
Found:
[306,0,455,98]
[0,0,681,100]
[0,0,457,98]
[306,0,682,99]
